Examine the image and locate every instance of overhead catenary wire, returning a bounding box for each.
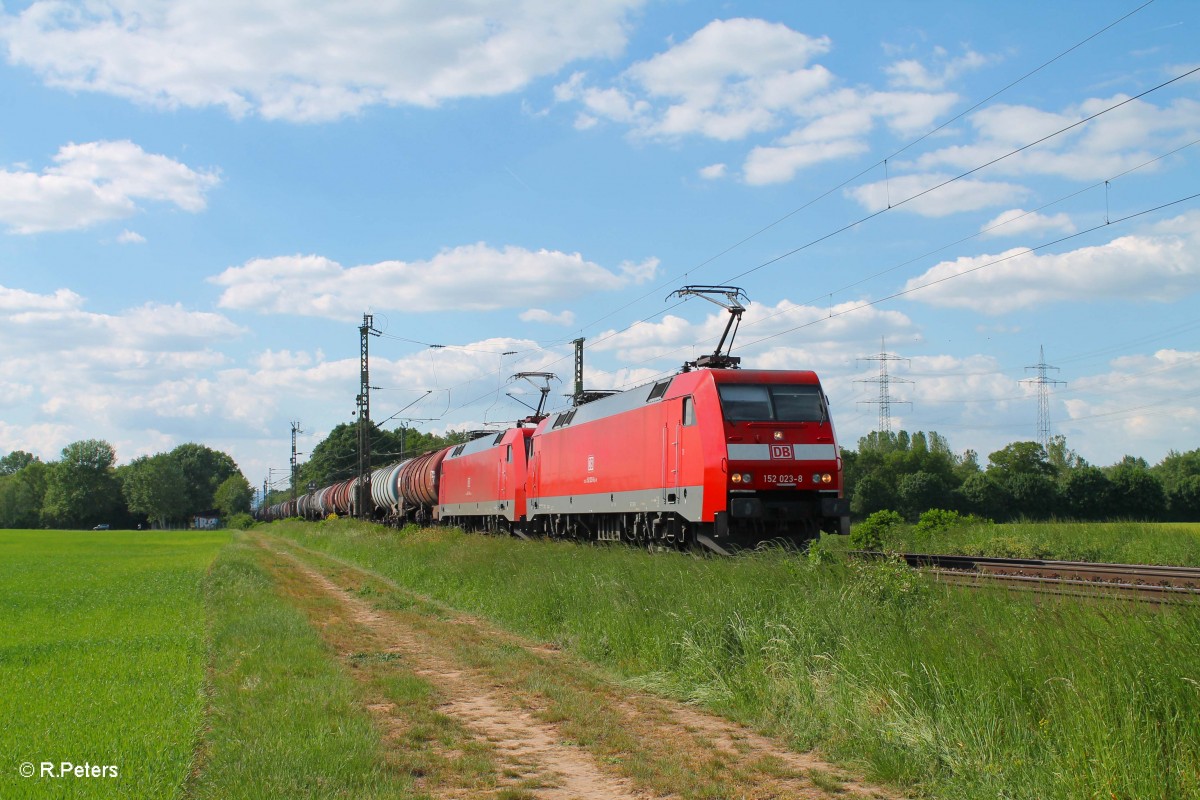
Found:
[350,5,1191,427]
[530,0,1162,350]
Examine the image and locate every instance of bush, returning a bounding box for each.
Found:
[226,512,254,530]
[850,509,904,550]
[913,508,993,539]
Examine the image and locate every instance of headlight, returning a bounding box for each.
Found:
[732,473,742,484]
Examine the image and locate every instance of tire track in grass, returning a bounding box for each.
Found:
[258,536,649,800]
[258,532,904,800]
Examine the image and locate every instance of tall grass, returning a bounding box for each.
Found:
[272,519,1200,799]
[879,519,1200,565]
[0,529,227,800]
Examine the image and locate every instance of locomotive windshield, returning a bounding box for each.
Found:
[718,384,827,422]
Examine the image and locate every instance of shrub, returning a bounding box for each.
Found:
[913,508,993,539]
[850,509,904,550]
[226,512,254,530]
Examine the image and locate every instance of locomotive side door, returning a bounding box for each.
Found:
[662,399,682,506]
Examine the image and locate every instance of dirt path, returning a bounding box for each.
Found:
[257,535,900,800]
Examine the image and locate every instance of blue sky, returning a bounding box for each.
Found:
[1,0,1197,495]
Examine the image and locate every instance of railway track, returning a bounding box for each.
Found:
[855,551,1200,602]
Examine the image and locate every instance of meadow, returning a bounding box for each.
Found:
[273,518,1200,800]
[0,528,227,800]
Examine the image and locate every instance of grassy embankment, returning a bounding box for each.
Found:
[848,517,1200,565]
[0,529,226,800]
[272,518,1200,800]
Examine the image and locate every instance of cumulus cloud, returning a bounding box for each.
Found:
[886,47,993,91]
[908,96,1200,182]
[847,173,1029,217]
[902,210,1200,313]
[210,244,656,320]
[117,229,146,244]
[698,163,727,180]
[0,140,219,233]
[520,308,576,326]
[981,209,1077,238]
[589,297,918,365]
[0,0,645,122]
[1060,349,1200,460]
[555,18,961,184]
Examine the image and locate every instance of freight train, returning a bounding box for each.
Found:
[260,366,850,552]
[261,288,850,551]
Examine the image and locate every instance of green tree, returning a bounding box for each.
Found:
[121,454,188,528]
[987,441,1054,478]
[1005,472,1058,519]
[42,439,123,528]
[1047,435,1087,473]
[1108,459,1164,520]
[850,471,894,517]
[956,472,1011,520]
[0,450,39,476]
[169,443,240,517]
[1061,466,1115,520]
[1166,475,1200,521]
[896,470,951,519]
[214,474,253,517]
[1153,449,1200,495]
[0,462,49,528]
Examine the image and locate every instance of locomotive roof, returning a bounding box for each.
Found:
[538,368,822,433]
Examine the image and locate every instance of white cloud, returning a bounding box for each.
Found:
[210,244,658,320]
[909,96,1200,181]
[556,18,834,141]
[1060,349,1200,461]
[1,0,645,122]
[903,210,1200,313]
[0,140,219,233]
[520,308,576,326]
[698,163,727,180]
[886,48,992,91]
[117,229,146,244]
[847,172,1029,217]
[554,18,960,183]
[981,209,1076,238]
[590,298,918,366]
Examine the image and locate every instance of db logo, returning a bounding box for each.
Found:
[769,444,793,460]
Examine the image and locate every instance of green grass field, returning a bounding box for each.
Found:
[272,518,1200,800]
[6,520,1200,799]
[0,529,228,799]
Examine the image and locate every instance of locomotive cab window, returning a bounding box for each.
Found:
[718,384,826,422]
[682,396,696,426]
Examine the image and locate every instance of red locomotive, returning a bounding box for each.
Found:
[265,287,850,551]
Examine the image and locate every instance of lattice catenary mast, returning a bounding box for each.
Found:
[1021,345,1066,450]
[356,313,380,519]
[856,337,913,434]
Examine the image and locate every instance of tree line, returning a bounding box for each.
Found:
[843,431,1200,522]
[0,440,253,529]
